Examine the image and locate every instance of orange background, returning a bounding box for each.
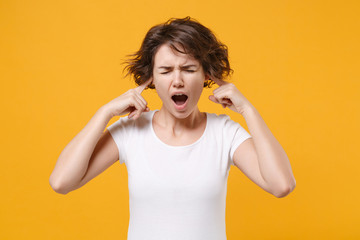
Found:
[1,0,359,239]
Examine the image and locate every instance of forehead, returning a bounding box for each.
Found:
[154,44,199,66]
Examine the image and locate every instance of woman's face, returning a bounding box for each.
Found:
[152,44,209,119]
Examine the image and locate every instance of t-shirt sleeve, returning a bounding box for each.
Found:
[222,115,252,166]
[106,117,129,164]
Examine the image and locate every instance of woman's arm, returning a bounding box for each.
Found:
[234,105,296,197]
[209,78,296,197]
[49,107,113,194]
[49,78,152,194]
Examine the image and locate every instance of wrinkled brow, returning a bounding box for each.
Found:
[158,64,198,70]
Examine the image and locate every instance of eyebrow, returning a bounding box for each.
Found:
[158,64,198,70]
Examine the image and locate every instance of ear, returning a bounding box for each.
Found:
[204,74,210,81]
[150,75,156,89]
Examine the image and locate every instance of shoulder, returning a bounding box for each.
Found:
[206,112,232,126]
[206,112,230,120]
[131,110,155,128]
[205,112,249,136]
[107,110,156,132]
[123,110,155,124]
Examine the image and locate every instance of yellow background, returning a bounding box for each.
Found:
[1,0,359,239]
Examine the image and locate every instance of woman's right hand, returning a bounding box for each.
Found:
[103,78,153,120]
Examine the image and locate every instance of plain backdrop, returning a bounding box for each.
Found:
[0,0,359,239]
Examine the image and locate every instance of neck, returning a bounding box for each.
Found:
[155,106,205,131]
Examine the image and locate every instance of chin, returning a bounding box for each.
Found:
[170,107,198,120]
[165,108,184,117]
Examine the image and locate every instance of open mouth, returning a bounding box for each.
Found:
[171,94,188,106]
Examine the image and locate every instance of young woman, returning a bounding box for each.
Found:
[50,16,296,240]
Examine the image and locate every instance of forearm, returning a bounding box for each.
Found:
[49,106,112,193]
[241,105,296,194]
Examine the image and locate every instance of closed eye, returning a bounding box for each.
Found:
[160,70,195,74]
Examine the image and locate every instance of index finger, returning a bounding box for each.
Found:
[212,77,226,86]
[135,77,153,94]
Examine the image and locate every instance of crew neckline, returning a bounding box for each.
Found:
[150,110,209,149]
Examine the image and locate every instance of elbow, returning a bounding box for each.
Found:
[49,177,70,195]
[273,180,296,198]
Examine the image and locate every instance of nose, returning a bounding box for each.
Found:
[172,70,184,88]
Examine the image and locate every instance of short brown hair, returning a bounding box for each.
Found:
[123,16,233,89]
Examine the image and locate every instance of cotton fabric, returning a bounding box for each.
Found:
[107,110,252,240]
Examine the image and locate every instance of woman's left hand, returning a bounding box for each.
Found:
[208,78,252,115]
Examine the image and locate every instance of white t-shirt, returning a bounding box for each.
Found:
[107,110,252,240]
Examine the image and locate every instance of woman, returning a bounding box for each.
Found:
[50,16,296,240]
